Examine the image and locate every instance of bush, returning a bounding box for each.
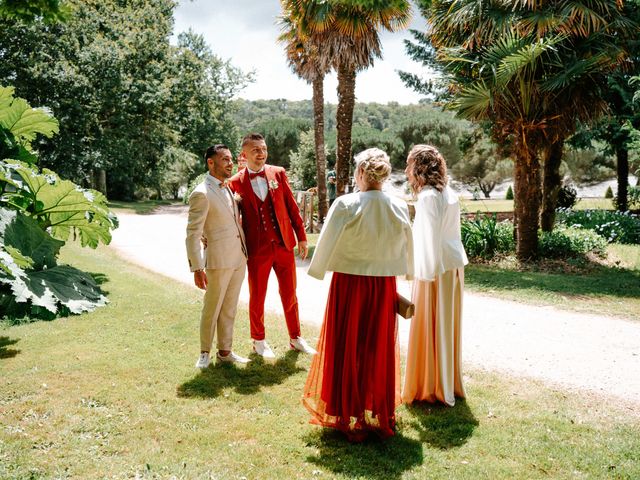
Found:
[183,172,208,204]
[556,208,640,244]
[538,226,607,258]
[461,214,515,259]
[604,185,614,198]
[557,184,578,209]
[628,186,640,210]
[505,185,513,200]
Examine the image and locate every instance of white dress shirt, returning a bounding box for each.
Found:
[247,167,268,201]
[413,185,468,281]
[307,190,414,280]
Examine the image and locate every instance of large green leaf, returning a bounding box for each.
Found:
[0,86,59,148]
[0,207,62,270]
[2,161,118,248]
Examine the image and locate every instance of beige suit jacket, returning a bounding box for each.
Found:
[186,174,247,271]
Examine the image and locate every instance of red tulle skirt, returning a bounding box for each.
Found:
[302,272,400,441]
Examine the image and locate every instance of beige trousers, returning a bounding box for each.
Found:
[200,265,245,352]
[402,267,465,406]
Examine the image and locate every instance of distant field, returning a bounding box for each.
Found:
[460,197,613,213]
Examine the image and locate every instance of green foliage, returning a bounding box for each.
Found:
[505,185,513,200]
[157,146,200,200]
[556,208,640,244]
[605,185,614,198]
[629,186,640,210]
[461,214,515,259]
[254,117,311,168]
[538,226,607,258]
[183,172,208,205]
[557,184,578,210]
[563,143,615,184]
[0,207,106,317]
[289,130,319,190]
[0,0,69,22]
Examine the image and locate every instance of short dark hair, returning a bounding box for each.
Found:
[241,133,265,148]
[203,144,229,168]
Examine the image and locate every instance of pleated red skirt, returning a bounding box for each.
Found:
[302,272,400,441]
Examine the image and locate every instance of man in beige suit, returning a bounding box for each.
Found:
[186,144,249,368]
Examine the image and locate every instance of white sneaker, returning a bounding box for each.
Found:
[195,352,210,369]
[216,351,250,364]
[290,336,317,355]
[252,339,276,359]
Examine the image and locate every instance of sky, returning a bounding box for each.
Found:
[172,0,430,105]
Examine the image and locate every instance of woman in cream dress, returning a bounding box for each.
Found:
[402,144,468,406]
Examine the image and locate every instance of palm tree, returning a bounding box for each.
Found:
[418,0,636,260]
[283,1,411,196]
[278,9,331,222]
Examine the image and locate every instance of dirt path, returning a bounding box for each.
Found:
[110,207,640,405]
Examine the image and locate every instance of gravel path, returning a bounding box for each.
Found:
[110,207,640,405]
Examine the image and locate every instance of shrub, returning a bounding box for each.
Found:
[461,214,515,259]
[628,186,640,210]
[557,184,578,209]
[505,185,513,200]
[604,185,614,198]
[183,172,208,204]
[556,208,640,244]
[538,226,607,258]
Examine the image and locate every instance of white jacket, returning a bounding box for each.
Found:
[413,185,468,281]
[307,190,414,280]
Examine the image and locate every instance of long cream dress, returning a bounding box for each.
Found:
[402,185,468,406]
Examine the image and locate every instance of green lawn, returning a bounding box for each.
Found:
[460,198,613,213]
[108,199,178,215]
[465,244,640,321]
[1,242,639,478]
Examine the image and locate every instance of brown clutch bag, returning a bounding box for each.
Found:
[396,293,415,319]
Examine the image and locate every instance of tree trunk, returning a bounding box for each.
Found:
[335,64,356,197]
[540,139,564,232]
[616,146,629,212]
[312,75,328,223]
[513,145,541,261]
[97,169,107,197]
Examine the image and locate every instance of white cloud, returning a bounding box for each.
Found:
[172,0,431,104]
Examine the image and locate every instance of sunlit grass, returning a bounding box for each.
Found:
[0,242,639,478]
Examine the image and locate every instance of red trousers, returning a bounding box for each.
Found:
[247,241,301,341]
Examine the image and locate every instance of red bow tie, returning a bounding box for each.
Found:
[248,170,266,180]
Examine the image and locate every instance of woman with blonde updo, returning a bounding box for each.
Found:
[402,144,468,406]
[304,148,414,441]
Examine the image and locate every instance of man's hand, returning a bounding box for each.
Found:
[297,241,308,260]
[194,270,207,290]
[201,236,208,249]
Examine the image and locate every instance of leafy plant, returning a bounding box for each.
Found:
[0,208,106,317]
[461,214,514,259]
[556,208,640,244]
[557,184,578,209]
[628,186,640,210]
[538,226,607,258]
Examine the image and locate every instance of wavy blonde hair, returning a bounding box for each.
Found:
[354,148,392,186]
[407,144,448,193]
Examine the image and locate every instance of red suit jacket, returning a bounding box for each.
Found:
[228,165,307,256]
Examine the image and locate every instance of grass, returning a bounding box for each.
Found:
[460,198,613,213]
[108,199,178,215]
[465,244,640,321]
[1,243,639,478]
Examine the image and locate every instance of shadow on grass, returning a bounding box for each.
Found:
[88,272,110,287]
[304,428,423,480]
[405,399,478,450]
[177,350,305,398]
[466,262,640,300]
[0,336,20,359]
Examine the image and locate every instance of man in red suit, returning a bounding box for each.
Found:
[228,133,317,358]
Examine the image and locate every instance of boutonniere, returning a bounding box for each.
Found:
[233,192,242,203]
[269,179,279,190]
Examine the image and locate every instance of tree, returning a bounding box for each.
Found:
[407,0,638,260]
[254,117,311,168]
[289,130,321,190]
[283,0,411,197]
[455,129,511,199]
[279,5,332,222]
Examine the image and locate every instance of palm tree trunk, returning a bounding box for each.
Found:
[312,76,328,223]
[540,139,564,232]
[336,64,356,196]
[616,146,629,212]
[514,144,541,261]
